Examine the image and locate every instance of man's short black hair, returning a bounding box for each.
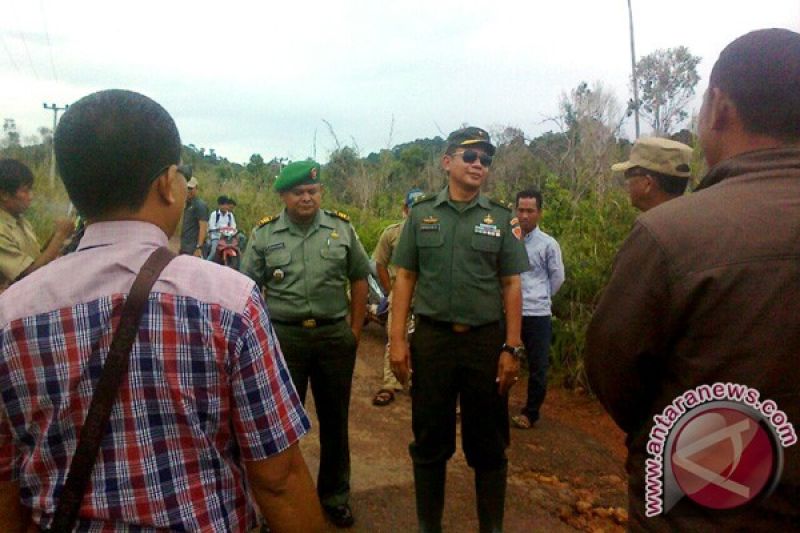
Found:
[516,189,543,209]
[0,159,34,195]
[217,195,229,206]
[650,171,688,196]
[630,167,688,196]
[710,28,800,142]
[54,89,181,218]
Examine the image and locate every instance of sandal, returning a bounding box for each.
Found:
[372,389,395,406]
[511,414,532,429]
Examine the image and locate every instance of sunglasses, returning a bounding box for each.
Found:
[454,149,492,167]
[150,163,190,184]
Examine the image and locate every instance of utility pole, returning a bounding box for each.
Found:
[43,102,68,185]
[627,0,640,139]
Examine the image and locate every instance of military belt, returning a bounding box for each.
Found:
[272,317,345,329]
[417,315,498,334]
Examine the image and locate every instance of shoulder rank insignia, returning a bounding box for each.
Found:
[257,214,280,228]
[510,217,523,240]
[326,209,351,222]
[489,198,512,211]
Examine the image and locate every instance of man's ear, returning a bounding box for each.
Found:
[642,175,655,195]
[441,153,452,172]
[154,165,180,205]
[707,87,736,132]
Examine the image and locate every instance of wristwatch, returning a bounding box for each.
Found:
[500,343,526,360]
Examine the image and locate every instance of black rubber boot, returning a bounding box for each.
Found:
[413,462,446,533]
[475,465,507,533]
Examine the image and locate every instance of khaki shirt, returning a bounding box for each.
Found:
[242,208,370,321]
[372,221,404,284]
[0,209,40,289]
[392,186,529,326]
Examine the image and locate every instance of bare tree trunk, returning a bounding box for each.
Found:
[628,0,640,139]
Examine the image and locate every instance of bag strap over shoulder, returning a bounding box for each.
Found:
[46,246,176,532]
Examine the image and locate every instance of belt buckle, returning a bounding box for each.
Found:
[452,323,471,333]
[302,318,317,328]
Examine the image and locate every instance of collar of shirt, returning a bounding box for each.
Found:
[0,206,22,227]
[524,227,541,242]
[77,220,169,251]
[273,208,335,235]
[434,186,490,211]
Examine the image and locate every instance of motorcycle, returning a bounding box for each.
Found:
[365,260,389,326]
[210,226,245,270]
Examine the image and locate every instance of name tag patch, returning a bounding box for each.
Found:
[421,224,440,231]
[474,224,501,237]
[266,242,286,252]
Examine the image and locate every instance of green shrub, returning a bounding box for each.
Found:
[542,178,637,387]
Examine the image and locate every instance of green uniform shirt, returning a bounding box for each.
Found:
[242,208,370,321]
[0,208,40,289]
[392,186,529,326]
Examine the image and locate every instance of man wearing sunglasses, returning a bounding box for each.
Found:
[611,137,693,212]
[390,126,529,532]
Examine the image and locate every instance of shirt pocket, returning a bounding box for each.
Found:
[266,250,291,267]
[471,233,502,253]
[320,245,347,260]
[417,228,444,248]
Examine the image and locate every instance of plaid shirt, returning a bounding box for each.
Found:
[0,221,310,531]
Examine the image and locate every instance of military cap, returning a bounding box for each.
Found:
[186,176,199,188]
[274,160,321,192]
[611,137,692,179]
[447,126,496,156]
[405,187,425,207]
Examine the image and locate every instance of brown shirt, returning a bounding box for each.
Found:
[0,208,40,290]
[373,221,404,285]
[586,148,800,531]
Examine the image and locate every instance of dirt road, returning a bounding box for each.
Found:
[298,322,630,532]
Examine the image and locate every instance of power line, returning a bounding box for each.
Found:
[38,0,58,81]
[9,0,40,80]
[0,32,22,73]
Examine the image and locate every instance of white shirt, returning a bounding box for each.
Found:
[208,209,237,237]
[521,227,565,316]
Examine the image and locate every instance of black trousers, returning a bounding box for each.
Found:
[409,318,509,470]
[521,315,552,422]
[272,319,357,508]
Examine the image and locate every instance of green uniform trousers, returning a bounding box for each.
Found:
[409,317,509,469]
[272,319,357,508]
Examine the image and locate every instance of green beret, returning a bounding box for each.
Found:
[274,160,321,192]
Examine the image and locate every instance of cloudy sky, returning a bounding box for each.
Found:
[1,0,798,164]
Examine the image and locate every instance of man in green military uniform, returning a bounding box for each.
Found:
[390,127,529,532]
[0,159,73,292]
[242,160,370,528]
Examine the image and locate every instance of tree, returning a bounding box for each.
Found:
[633,46,701,136]
[2,119,21,148]
[246,153,267,177]
[542,81,626,198]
